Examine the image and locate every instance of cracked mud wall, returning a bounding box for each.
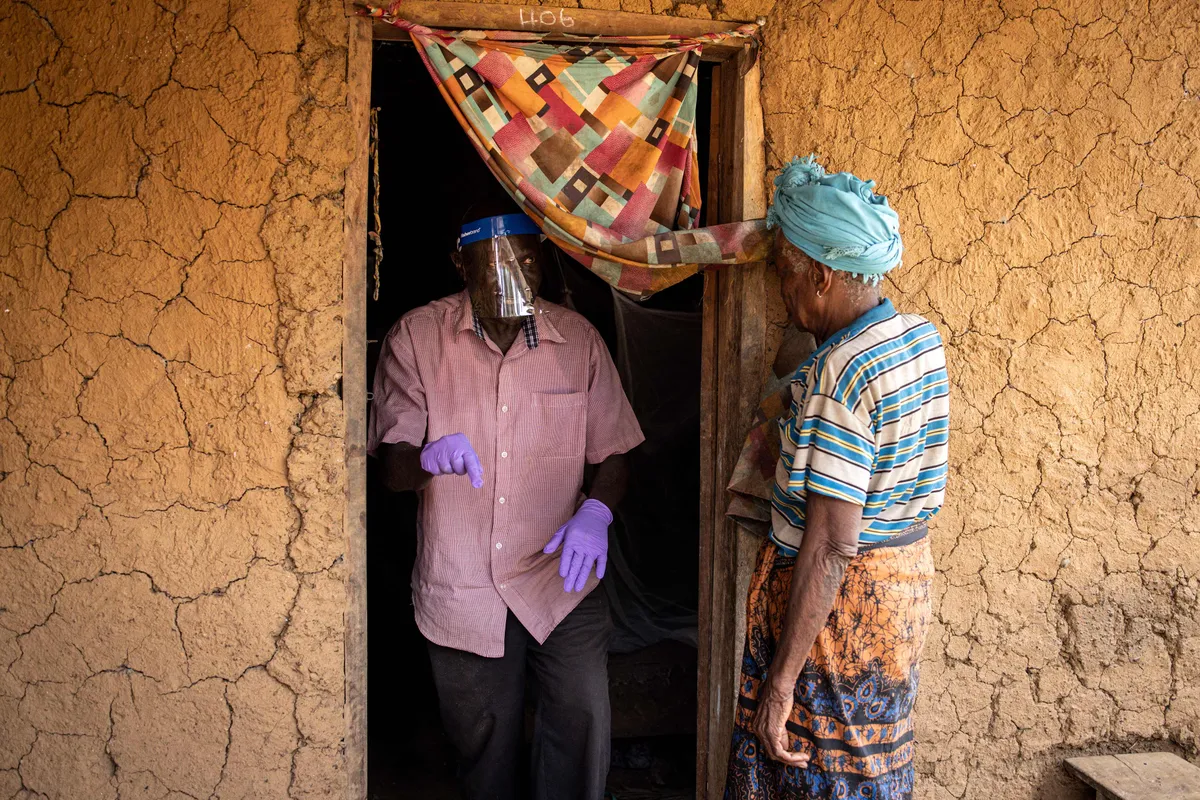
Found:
[0,0,354,793]
[759,1,1200,798]
[3,0,1197,796]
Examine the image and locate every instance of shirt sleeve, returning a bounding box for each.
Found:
[583,327,645,464]
[367,318,427,457]
[784,374,876,506]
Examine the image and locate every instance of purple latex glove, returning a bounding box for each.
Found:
[420,433,484,488]
[542,498,612,593]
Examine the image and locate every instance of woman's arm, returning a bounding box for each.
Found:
[753,493,863,766]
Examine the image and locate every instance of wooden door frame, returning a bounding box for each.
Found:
[698,47,767,800]
[342,9,767,798]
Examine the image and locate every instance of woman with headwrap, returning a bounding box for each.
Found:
[724,156,949,800]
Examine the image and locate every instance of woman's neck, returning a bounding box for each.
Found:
[815,293,881,345]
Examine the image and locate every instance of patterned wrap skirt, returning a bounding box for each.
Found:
[724,531,934,800]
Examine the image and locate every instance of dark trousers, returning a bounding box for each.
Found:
[425,590,613,800]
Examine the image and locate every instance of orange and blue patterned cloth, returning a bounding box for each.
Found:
[369,12,770,297]
[725,298,946,798]
[725,534,934,800]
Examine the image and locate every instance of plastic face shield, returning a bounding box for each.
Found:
[458,214,542,319]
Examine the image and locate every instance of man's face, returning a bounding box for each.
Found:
[459,233,543,319]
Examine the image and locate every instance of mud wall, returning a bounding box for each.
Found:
[3,0,1199,797]
[759,0,1200,797]
[0,0,355,794]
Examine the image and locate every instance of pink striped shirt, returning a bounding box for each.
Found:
[369,291,644,657]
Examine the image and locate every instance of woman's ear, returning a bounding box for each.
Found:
[450,250,464,280]
[813,261,834,296]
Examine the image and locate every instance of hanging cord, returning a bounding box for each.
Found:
[552,246,576,311]
[369,107,383,301]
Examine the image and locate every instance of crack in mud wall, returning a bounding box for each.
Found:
[0,0,354,794]
[759,1,1200,797]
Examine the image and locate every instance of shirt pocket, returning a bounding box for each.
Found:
[531,391,587,458]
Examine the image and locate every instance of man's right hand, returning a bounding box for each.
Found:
[420,433,485,488]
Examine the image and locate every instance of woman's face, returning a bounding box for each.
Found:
[772,230,823,334]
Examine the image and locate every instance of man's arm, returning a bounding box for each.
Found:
[543,452,631,592]
[587,452,629,510]
[753,493,862,766]
[379,434,485,493]
[378,442,430,493]
[369,317,430,480]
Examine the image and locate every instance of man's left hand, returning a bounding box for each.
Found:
[543,499,612,592]
[753,676,809,768]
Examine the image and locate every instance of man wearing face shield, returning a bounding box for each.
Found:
[368,206,644,800]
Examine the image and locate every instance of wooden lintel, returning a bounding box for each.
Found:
[351,0,755,38]
[369,22,747,61]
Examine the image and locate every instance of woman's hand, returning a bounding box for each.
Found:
[753,677,810,767]
[753,493,862,766]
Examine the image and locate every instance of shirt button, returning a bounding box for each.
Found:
[501,451,508,458]
[496,542,503,550]
[498,496,506,504]
[501,405,508,413]
[499,583,507,589]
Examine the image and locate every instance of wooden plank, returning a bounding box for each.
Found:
[740,56,768,220]
[342,17,373,800]
[695,60,723,798]
[349,0,749,35]
[1065,753,1200,800]
[699,44,768,800]
[707,273,741,800]
[730,51,766,676]
[718,48,745,227]
[366,20,745,61]
[701,46,760,800]
[704,57,739,800]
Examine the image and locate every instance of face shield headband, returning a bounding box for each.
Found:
[458,214,543,319]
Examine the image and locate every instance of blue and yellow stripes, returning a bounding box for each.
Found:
[770,300,950,551]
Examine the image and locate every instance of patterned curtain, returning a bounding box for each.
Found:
[369,13,769,298]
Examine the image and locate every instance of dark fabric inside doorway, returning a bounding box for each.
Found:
[366,41,712,799]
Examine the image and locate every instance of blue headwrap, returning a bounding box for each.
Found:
[767,155,903,283]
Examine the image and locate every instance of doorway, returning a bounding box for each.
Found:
[343,10,769,798]
[364,41,712,798]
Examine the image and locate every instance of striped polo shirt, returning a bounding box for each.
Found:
[770,299,949,552]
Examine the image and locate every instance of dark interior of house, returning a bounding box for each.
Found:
[366,41,714,799]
